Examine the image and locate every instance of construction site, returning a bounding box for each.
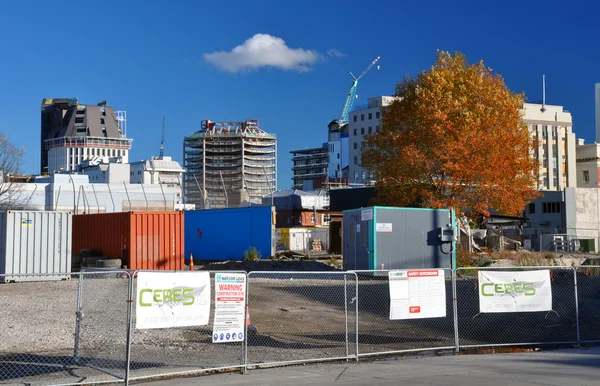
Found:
[183,119,277,208]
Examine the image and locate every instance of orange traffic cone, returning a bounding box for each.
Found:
[246,307,251,326]
[189,253,194,271]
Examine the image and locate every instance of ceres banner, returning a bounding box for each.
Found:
[136,271,211,329]
[478,270,552,313]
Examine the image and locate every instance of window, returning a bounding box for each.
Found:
[353,115,357,122]
[376,111,380,119]
[353,129,357,136]
[361,141,366,149]
[368,127,372,134]
[361,127,365,135]
[75,117,84,124]
[361,171,367,179]
[542,202,561,213]
[354,156,358,165]
[368,112,372,120]
[528,203,535,214]
[583,170,590,184]
[353,142,357,149]
[376,125,380,132]
[361,114,364,121]
[353,172,358,181]
[100,118,105,124]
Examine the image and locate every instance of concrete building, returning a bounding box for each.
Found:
[523,102,577,190]
[183,119,276,209]
[596,83,600,142]
[576,142,600,188]
[130,156,184,185]
[41,98,132,175]
[327,120,349,179]
[348,96,397,184]
[290,145,329,190]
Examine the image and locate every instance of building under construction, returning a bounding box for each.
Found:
[183,119,277,209]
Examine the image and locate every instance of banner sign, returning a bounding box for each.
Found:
[389,270,446,320]
[212,273,247,343]
[136,271,211,329]
[478,270,553,313]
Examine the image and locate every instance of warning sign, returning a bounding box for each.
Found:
[388,270,447,320]
[212,273,246,343]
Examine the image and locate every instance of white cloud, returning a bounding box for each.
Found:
[203,34,328,73]
[327,49,345,58]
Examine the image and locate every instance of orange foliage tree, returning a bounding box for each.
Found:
[361,51,540,217]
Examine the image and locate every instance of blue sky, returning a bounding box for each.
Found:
[0,0,598,188]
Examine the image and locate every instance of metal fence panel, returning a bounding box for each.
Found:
[456,267,578,348]
[77,270,132,384]
[576,265,600,343]
[127,271,246,381]
[0,272,123,386]
[246,271,358,368]
[353,270,457,357]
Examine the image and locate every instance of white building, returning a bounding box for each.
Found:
[595,83,600,142]
[326,120,349,179]
[5,174,189,213]
[523,103,577,190]
[348,96,397,184]
[130,156,184,185]
[576,142,600,188]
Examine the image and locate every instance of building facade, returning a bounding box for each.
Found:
[576,143,600,188]
[348,96,397,184]
[327,120,349,179]
[290,145,329,190]
[596,83,600,142]
[130,156,184,185]
[523,103,577,190]
[41,98,131,175]
[183,119,276,209]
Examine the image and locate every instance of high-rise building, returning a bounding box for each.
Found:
[523,102,577,190]
[348,96,397,184]
[291,145,329,190]
[40,98,131,175]
[594,83,600,143]
[183,119,276,209]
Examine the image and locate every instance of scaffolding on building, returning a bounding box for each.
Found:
[183,119,277,209]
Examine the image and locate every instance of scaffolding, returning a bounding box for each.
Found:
[183,119,277,209]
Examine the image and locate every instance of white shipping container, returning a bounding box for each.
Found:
[0,211,72,282]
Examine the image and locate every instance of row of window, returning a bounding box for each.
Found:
[353,126,380,136]
[353,111,380,122]
[527,201,561,214]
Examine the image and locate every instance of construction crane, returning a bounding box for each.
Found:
[159,116,165,158]
[338,56,380,125]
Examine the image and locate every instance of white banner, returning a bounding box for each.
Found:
[389,270,446,320]
[478,270,553,313]
[136,271,211,329]
[212,273,246,343]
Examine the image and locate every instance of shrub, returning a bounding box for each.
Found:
[243,246,261,261]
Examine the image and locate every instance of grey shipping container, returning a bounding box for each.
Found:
[343,206,457,271]
[0,211,72,282]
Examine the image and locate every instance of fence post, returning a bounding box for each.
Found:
[124,271,135,385]
[355,273,359,361]
[73,272,84,364]
[573,267,581,347]
[452,268,460,354]
[344,273,349,359]
[242,271,249,374]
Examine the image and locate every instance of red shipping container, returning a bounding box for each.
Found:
[73,212,184,271]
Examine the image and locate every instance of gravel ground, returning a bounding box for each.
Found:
[0,269,599,385]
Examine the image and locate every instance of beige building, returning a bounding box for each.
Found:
[576,143,600,188]
[523,103,577,190]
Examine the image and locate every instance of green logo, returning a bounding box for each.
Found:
[481,282,536,297]
[139,288,195,307]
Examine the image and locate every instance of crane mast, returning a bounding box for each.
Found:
[338,56,380,124]
[159,116,165,158]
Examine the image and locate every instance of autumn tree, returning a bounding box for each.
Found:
[0,131,26,209]
[362,51,540,218]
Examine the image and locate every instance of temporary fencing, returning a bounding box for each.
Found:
[1,265,599,386]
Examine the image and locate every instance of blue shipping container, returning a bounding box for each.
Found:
[185,206,275,261]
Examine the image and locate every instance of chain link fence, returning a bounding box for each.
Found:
[246,271,358,368]
[353,270,457,357]
[575,265,600,343]
[2,265,600,385]
[456,266,578,349]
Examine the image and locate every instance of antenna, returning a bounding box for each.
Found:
[541,74,546,112]
[159,117,165,158]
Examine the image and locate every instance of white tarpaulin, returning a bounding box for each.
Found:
[478,270,552,313]
[136,271,211,329]
[389,270,447,320]
[212,273,247,343]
